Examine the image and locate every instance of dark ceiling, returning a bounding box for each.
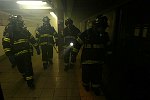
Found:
[61,0,132,21]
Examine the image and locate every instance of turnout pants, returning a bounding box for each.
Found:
[64,48,71,64]
[82,63,102,88]
[8,55,17,67]
[41,45,53,63]
[64,47,75,66]
[15,53,33,85]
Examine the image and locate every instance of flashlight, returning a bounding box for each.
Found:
[70,42,73,46]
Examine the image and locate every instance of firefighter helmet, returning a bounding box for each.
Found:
[42,16,50,22]
[16,15,23,21]
[16,15,24,27]
[65,18,73,26]
[8,15,18,24]
[94,15,108,28]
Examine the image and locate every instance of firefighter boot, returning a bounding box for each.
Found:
[43,63,48,70]
[83,84,90,91]
[11,64,16,68]
[49,59,53,64]
[92,87,101,96]
[64,64,69,71]
[27,79,35,89]
[84,86,90,91]
[22,74,26,81]
[70,63,74,69]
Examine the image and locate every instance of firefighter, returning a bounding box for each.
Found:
[2,15,40,89]
[36,16,58,70]
[72,15,111,95]
[3,29,17,68]
[17,15,34,56]
[62,18,80,71]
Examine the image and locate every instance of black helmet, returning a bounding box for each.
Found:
[94,15,108,28]
[16,15,22,21]
[42,16,50,22]
[16,15,25,27]
[65,18,73,26]
[8,15,23,23]
[8,15,17,24]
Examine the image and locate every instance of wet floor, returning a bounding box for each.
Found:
[0,49,106,100]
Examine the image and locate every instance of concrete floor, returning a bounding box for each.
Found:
[0,49,106,100]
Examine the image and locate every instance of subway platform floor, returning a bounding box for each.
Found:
[0,50,106,100]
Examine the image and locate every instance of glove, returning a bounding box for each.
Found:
[36,47,40,55]
[55,39,59,46]
[55,41,58,46]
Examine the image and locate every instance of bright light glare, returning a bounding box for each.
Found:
[50,12,57,19]
[70,42,74,46]
[16,1,47,5]
[21,5,51,9]
[16,1,51,9]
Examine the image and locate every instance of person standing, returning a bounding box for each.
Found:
[36,16,58,70]
[2,15,40,89]
[3,15,17,68]
[72,15,111,95]
[62,18,80,71]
